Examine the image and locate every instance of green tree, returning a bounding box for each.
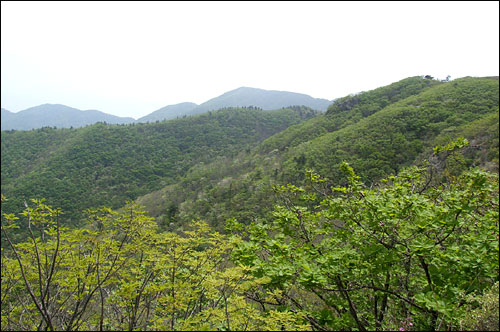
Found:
[229,141,499,331]
[1,197,310,331]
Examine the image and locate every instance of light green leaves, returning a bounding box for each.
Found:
[231,159,499,331]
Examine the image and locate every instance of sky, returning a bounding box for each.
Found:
[1,1,499,120]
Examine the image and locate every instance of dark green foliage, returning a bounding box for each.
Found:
[136,151,281,233]
[1,107,318,228]
[259,76,440,154]
[281,76,499,185]
[134,77,499,233]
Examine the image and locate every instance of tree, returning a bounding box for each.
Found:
[1,198,310,331]
[229,139,499,331]
[1,199,159,331]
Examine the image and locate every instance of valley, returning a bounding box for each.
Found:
[1,75,498,331]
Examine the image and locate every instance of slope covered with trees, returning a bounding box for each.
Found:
[1,76,498,331]
[1,106,318,228]
[134,76,499,233]
[280,76,499,183]
[2,142,498,331]
[258,76,441,154]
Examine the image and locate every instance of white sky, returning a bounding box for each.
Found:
[1,1,499,119]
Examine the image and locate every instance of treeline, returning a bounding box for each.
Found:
[2,141,498,330]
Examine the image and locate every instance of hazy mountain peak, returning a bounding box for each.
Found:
[136,102,198,123]
[186,87,333,116]
[2,87,334,130]
[1,104,135,130]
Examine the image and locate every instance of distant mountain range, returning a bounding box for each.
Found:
[187,87,332,116]
[1,105,135,131]
[1,87,333,130]
[136,102,198,123]
[138,87,332,123]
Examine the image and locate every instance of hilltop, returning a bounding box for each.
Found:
[2,87,332,129]
[134,76,499,231]
[186,86,332,116]
[1,104,135,130]
[136,102,198,122]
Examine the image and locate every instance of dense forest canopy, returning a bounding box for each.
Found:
[134,76,499,233]
[1,76,499,331]
[1,106,317,228]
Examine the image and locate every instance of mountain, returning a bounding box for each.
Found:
[277,76,498,185]
[2,87,332,129]
[136,102,198,123]
[133,76,499,232]
[2,76,498,232]
[186,87,332,116]
[258,76,441,154]
[1,108,15,125]
[1,106,319,225]
[135,87,333,123]
[1,76,498,332]
[1,104,135,130]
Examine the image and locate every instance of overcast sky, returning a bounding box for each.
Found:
[1,1,499,119]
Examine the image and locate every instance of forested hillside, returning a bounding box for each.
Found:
[2,143,498,331]
[1,106,318,229]
[1,76,498,331]
[135,76,499,232]
[281,76,499,183]
[258,76,441,153]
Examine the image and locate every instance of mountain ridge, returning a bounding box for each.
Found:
[136,87,333,123]
[136,102,198,123]
[132,76,499,232]
[1,104,135,130]
[186,86,332,116]
[1,106,319,222]
[2,87,333,129]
